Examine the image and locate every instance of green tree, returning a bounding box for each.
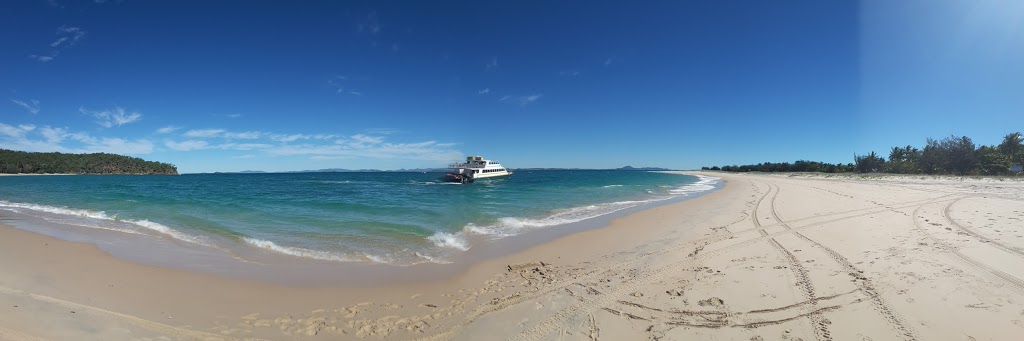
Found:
[944,136,977,175]
[854,151,885,173]
[975,145,1010,175]
[998,132,1023,165]
[920,138,943,174]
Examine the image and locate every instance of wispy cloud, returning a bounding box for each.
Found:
[604,57,615,67]
[226,113,243,118]
[11,99,40,115]
[500,94,544,106]
[559,70,581,77]
[328,75,363,96]
[268,133,337,142]
[159,128,460,162]
[356,11,382,35]
[80,106,142,128]
[183,129,226,138]
[165,139,209,151]
[0,122,152,155]
[30,26,87,63]
[156,126,181,134]
[485,56,499,70]
[478,88,491,95]
[223,131,261,139]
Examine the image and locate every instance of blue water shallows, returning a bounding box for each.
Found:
[0,171,718,265]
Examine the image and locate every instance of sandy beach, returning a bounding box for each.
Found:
[3,171,1024,340]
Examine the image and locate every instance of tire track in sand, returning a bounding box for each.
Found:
[942,197,1024,258]
[420,183,954,341]
[755,182,829,341]
[912,204,1024,294]
[769,183,917,341]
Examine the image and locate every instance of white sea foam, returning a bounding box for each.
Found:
[126,219,211,246]
[602,184,623,188]
[0,201,113,220]
[0,200,210,246]
[464,198,660,238]
[415,251,454,264]
[454,174,720,240]
[427,232,471,250]
[242,237,357,262]
[668,175,720,196]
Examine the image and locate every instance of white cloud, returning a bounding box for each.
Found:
[11,99,41,114]
[165,140,209,151]
[29,54,55,62]
[604,57,615,67]
[267,139,461,162]
[478,88,491,95]
[356,11,381,35]
[85,138,153,154]
[183,129,225,138]
[30,26,86,63]
[50,37,69,48]
[222,131,261,139]
[161,128,459,162]
[81,106,142,128]
[328,75,362,96]
[0,123,152,155]
[269,133,336,142]
[226,114,243,118]
[54,26,86,47]
[0,122,34,137]
[156,126,181,134]
[500,94,544,106]
[350,134,384,145]
[39,126,66,143]
[485,56,498,70]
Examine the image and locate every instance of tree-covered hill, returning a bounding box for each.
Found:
[0,149,178,175]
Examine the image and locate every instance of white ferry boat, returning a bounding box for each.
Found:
[445,156,512,183]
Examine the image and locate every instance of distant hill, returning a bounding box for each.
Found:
[617,166,673,171]
[0,149,178,175]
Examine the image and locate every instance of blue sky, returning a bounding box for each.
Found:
[1,1,1021,173]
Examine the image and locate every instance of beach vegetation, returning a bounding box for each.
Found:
[0,149,178,175]
[703,131,1023,176]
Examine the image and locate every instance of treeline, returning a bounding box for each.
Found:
[852,133,1022,175]
[702,132,1023,176]
[702,160,855,173]
[0,149,178,175]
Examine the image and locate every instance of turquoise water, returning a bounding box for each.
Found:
[0,171,718,265]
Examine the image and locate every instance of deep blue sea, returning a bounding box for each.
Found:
[0,171,718,265]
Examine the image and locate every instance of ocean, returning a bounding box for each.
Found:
[0,171,719,266]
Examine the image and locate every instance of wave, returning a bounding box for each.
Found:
[668,175,720,196]
[440,174,721,244]
[427,232,471,250]
[242,237,359,262]
[0,200,211,247]
[602,184,624,188]
[409,180,461,186]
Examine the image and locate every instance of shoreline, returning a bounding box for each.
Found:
[0,172,722,286]
[3,172,1024,339]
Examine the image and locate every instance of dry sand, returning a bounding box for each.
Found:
[2,172,1024,340]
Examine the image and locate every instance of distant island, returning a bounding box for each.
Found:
[0,149,178,175]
